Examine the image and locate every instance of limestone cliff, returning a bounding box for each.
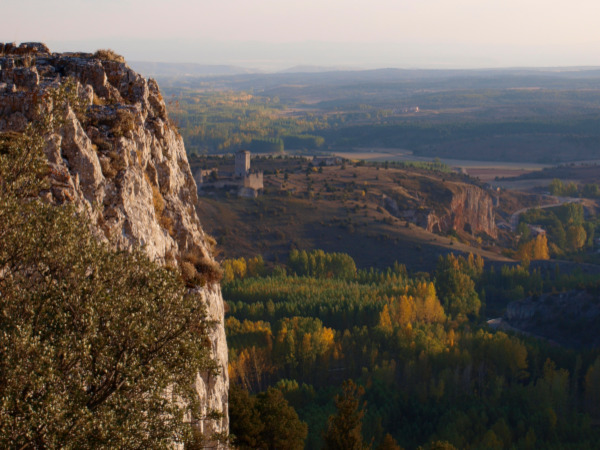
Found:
[384,179,497,238]
[426,184,497,238]
[0,43,228,443]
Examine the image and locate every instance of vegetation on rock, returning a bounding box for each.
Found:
[0,113,215,447]
[93,48,126,63]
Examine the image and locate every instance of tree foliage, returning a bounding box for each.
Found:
[434,254,481,318]
[0,104,215,447]
[229,385,307,450]
[288,249,357,279]
[323,379,369,450]
[516,234,550,261]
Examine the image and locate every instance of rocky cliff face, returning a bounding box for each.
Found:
[432,184,497,238]
[0,43,228,443]
[503,290,600,349]
[385,181,497,238]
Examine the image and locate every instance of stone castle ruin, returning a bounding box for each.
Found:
[196,149,264,198]
[235,149,250,177]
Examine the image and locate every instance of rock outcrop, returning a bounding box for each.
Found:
[0,43,228,444]
[384,182,497,238]
[430,184,497,238]
[502,290,600,349]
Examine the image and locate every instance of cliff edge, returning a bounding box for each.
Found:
[0,43,228,443]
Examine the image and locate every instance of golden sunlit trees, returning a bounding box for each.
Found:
[517,234,551,261]
[377,282,446,331]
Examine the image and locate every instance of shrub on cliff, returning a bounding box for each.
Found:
[0,125,216,445]
[93,48,126,63]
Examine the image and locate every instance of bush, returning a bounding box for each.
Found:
[93,48,126,63]
[181,249,223,287]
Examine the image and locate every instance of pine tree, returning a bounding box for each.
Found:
[255,388,308,450]
[323,379,369,450]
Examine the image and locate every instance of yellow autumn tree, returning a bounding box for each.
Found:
[222,257,248,283]
[532,234,550,260]
[516,234,550,261]
[397,295,417,326]
[414,281,446,323]
[378,304,394,334]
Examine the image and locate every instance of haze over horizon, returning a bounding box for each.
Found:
[3,0,600,71]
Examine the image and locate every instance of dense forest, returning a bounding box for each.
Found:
[224,250,600,449]
[163,91,327,155]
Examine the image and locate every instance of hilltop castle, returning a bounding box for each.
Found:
[195,149,264,198]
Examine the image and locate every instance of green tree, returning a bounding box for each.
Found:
[255,388,308,450]
[228,384,264,449]
[0,116,215,446]
[323,379,370,450]
[585,357,600,418]
[548,178,564,196]
[517,221,531,241]
[434,254,481,318]
[229,384,306,450]
[558,202,584,226]
[566,225,587,251]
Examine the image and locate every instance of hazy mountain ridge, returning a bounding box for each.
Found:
[130,60,261,77]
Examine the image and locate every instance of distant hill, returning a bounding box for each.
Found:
[129,61,261,77]
[278,65,358,74]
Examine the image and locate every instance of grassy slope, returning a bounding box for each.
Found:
[195,160,514,271]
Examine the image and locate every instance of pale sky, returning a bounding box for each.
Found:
[3,0,600,70]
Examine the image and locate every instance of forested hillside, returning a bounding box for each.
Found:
[225,250,600,449]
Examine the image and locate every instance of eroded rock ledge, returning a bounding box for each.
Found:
[0,42,228,444]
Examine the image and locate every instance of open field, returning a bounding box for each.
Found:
[334,148,551,169]
[334,148,550,182]
[494,163,600,191]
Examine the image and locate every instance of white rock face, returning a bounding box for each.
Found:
[0,43,228,445]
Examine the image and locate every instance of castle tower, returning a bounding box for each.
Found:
[235,150,251,177]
